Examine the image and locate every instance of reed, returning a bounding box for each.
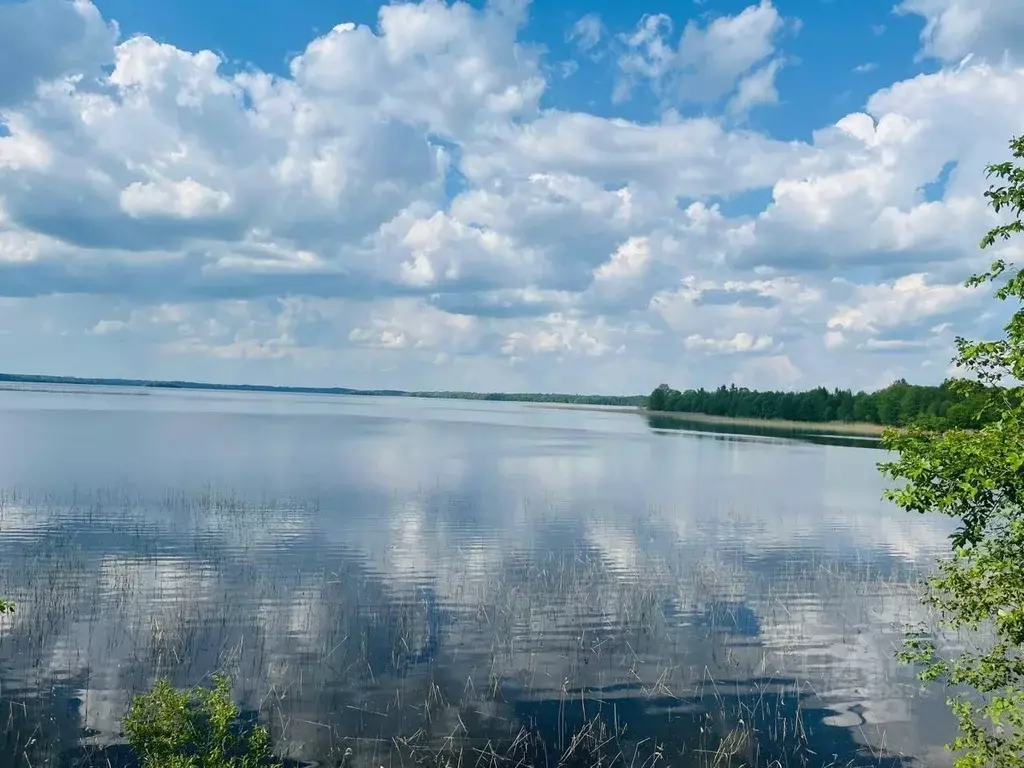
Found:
[0,489,951,768]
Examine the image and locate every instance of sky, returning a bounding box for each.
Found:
[0,0,1022,394]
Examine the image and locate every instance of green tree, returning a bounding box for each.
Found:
[835,389,855,422]
[648,383,671,412]
[879,135,1024,767]
[875,384,901,425]
[0,600,12,614]
[852,392,878,423]
[642,380,976,427]
[124,675,278,768]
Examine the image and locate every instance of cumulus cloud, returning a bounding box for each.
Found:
[827,275,968,333]
[500,313,620,360]
[613,1,788,111]
[684,332,775,354]
[594,237,650,281]
[0,0,1020,393]
[120,178,232,220]
[348,300,480,354]
[897,0,1024,62]
[740,64,1024,274]
[0,0,117,108]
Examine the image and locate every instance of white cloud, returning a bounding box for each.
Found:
[120,178,232,219]
[733,354,802,388]
[741,63,1024,272]
[500,313,617,359]
[348,300,479,353]
[463,112,809,200]
[614,1,787,111]
[594,237,651,281]
[827,274,973,335]
[90,319,126,335]
[727,57,783,115]
[0,116,52,170]
[0,0,1020,394]
[385,209,544,290]
[897,0,1024,62]
[684,332,774,354]
[861,337,933,351]
[289,1,544,138]
[568,14,604,53]
[0,0,117,107]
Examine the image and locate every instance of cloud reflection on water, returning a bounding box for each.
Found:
[0,386,956,766]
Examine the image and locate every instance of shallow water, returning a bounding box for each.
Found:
[0,386,956,767]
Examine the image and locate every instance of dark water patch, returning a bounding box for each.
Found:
[510,687,915,768]
[700,601,762,638]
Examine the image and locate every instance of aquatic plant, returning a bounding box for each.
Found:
[0,488,930,767]
[123,675,278,768]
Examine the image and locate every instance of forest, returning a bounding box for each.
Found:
[645,378,1005,428]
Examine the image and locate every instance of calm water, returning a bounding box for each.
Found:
[0,386,956,767]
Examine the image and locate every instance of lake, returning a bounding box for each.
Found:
[0,386,956,767]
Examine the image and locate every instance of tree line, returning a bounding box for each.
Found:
[646,378,1006,428]
[410,391,644,406]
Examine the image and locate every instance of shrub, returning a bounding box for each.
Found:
[123,675,278,768]
[881,135,1024,767]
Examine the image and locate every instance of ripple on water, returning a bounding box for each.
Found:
[0,395,959,768]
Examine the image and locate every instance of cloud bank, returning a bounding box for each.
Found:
[0,0,1022,392]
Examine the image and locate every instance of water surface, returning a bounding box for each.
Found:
[0,386,955,767]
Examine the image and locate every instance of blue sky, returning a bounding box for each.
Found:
[0,0,1021,392]
[87,0,930,150]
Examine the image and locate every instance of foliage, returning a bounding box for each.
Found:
[123,675,278,768]
[880,135,1024,767]
[645,379,1003,428]
[0,599,13,614]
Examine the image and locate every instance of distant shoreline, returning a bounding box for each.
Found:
[532,403,887,436]
[0,372,640,407]
[0,372,888,435]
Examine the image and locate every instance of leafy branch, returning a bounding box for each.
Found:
[880,135,1024,767]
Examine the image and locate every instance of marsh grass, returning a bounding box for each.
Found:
[0,490,951,768]
[529,406,887,438]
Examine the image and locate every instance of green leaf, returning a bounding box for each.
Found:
[883,134,1024,768]
[123,676,279,768]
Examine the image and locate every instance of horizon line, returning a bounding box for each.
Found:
[0,371,644,400]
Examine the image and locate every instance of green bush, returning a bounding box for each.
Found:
[0,600,13,614]
[881,135,1024,767]
[123,675,278,768]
